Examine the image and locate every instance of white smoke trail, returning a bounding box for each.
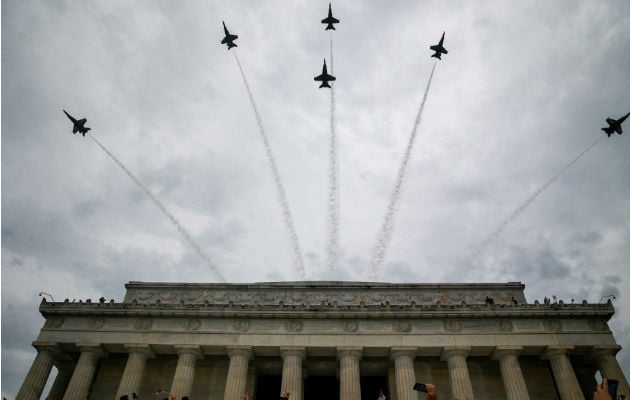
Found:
[88,134,226,282]
[233,51,306,278]
[472,135,604,258]
[368,62,437,281]
[326,34,340,271]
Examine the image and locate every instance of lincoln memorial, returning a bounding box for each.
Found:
[15,281,629,400]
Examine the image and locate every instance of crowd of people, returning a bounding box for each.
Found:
[113,378,625,400]
[414,378,625,400]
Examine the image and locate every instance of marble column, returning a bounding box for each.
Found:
[16,342,60,400]
[224,346,253,400]
[62,343,107,400]
[441,346,474,400]
[280,347,306,400]
[390,347,417,400]
[115,344,155,399]
[338,347,362,400]
[46,360,75,400]
[541,345,584,400]
[492,346,530,400]
[170,345,203,399]
[591,345,630,397]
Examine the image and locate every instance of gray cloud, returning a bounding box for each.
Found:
[3,0,630,397]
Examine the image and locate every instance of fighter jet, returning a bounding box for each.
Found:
[221,21,238,50]
[321,3,340,30]
[430,31,448,60]
[314,59,336,88]
[601,111,630,137]
[63,110,90,136]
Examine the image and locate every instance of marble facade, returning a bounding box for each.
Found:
[15,281,628,400]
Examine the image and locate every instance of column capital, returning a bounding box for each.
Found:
[591,344,622,358]
[32,341,61,353]
[441,346,471,361]
[280,346,306,359]
[124,343,156,358]
[389,347,417,361]
[337,346,362,360]
[175,344,203,359]
[75,342,108,358]
[491,345,524,361]
[540,345,574,360]
[226,345,254,360]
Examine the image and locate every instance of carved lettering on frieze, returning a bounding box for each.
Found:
[513,320,543,330]
[88,318,105,330]
[499,320,514,332]
[133,317,153,330]
[284,320,303,332]
[183,318,201,331]
[543,319,562,333]
[342,321,358,332]
[363,322,390,331]
[588,319,608,332]
[443,320,462,333]
[233,320,251,332]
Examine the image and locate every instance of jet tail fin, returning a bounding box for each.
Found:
[602,127,614,136]
[319,81,331,88]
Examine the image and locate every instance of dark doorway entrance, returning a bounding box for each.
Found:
[360,376,388,400]
[257,375,282,400]
[305,376,340,400]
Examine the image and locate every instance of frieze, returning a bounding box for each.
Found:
[284,320,303,332]
[233,320,251,332]
[444,320,462,333]
[342,321,359,333]
[88,317,105,330]
[394,321,412,333]
[133,317,153,330]
[183,318,201,331]
[513,320,543,331]
[499,320,514,332]
[44,317,64,329]
[543,319,562,333]
[588,319,608,332]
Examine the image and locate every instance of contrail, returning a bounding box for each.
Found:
[326,34,340,271]
[472,135,604,258]
[233,51,306,278]
[88,134,226,282]
[368,62,437,280]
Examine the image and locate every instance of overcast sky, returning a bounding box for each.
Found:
[2,0,630,397]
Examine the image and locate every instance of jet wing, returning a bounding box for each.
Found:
[430,45,447,54]
[78,118,87,125]
[73,125,79,133]
[222,34,237,44]
[322,16,339,24]
[314,74,335,82]
[606,118,616,126]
